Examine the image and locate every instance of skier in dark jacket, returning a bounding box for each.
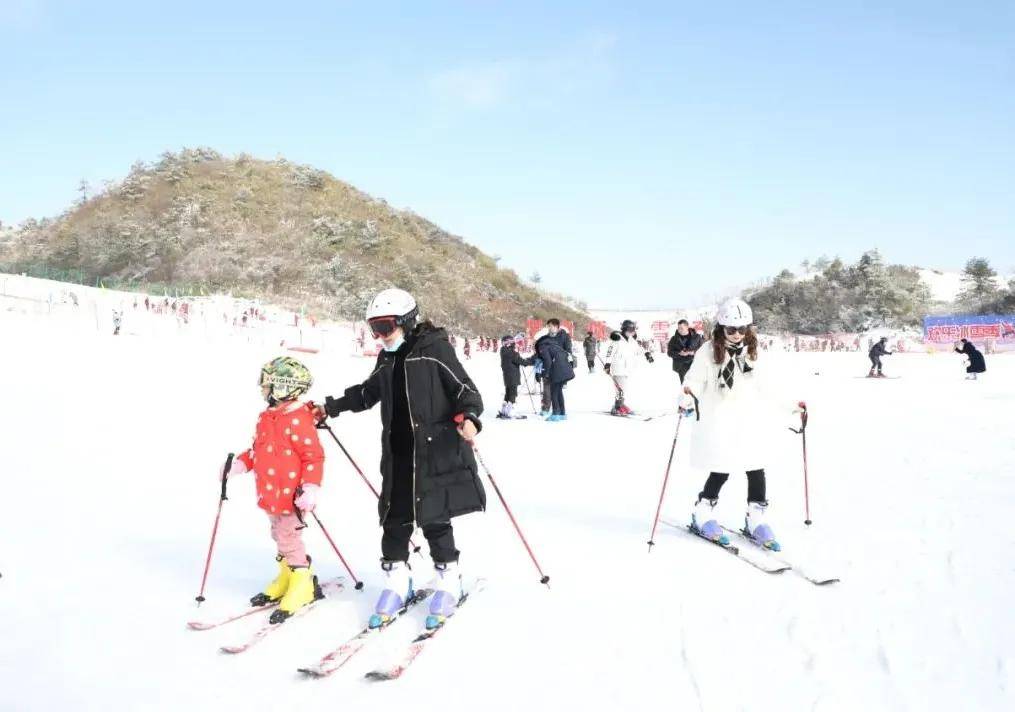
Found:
[868,337,893,377]
[954,339,986,380]
[317,289,484,631]
[535,319,575,421]
[666,320,703,383]
[583,332,598,373]
[498,335,531,418]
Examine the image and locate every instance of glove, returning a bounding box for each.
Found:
[567,354,576,366]
[222,458,248,480]
[645,352,655,364]
[603,363,611,375]
[677,395,695,416]
[295,483,320,513]
[322,395,342,419]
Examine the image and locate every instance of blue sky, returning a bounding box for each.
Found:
[1,1,1013,308]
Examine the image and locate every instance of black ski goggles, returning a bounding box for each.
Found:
[368,316,399,338]
[723,325,751,336]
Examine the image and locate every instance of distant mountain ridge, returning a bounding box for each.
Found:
[0,148,587,335]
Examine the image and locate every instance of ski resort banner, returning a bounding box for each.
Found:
[923,314,1015,353]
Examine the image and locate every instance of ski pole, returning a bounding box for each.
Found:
[468,437,550,588]
[195,453,234,605]
[595,353,624,397]
[647,411,685,552]
[520,367,538,414]
[316,421,422,555]
[789,403,812,525]
[311,511,364,590]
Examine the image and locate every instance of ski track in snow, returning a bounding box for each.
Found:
[1,305,1014,711]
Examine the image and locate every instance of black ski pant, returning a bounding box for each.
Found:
[540,376,552,413]
[699,469,766,503]
[549,381,566,415]
[673,361,691,383]
[381,454,459,563]
[869,355,883,373]
[504,383,518,404]
[586,357,595,373]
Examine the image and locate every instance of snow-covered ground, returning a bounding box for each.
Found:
[2,296,1014,711]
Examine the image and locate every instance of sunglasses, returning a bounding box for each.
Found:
[724,325,750,336]
[368,316,399,338]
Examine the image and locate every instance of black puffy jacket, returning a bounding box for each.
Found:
[956,341,986,373]
[536,332,576,384]
[500,343,529,386]
[666,330,703,371]
[326,324,486,526]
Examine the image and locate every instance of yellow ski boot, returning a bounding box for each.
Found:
[250,554,290,607]
[269,565,322,624]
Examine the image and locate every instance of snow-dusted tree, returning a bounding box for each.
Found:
[957,258,1001,314]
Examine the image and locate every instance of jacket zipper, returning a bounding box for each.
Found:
[403,358,418,525]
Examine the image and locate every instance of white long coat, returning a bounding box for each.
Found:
[605,335,648,376]
[682,345,787,474]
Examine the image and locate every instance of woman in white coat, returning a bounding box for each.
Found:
[680,299,801,551]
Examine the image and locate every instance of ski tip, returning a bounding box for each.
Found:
[219,646,245,655]
[364,670,396,682]
[813,577,841,586]
[297,667,325,678]
[186,621,213,631]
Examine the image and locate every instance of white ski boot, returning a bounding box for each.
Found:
[369,560,413,629]
[745,501,781,551]
[691,498,728,545]
[426,561,463,630]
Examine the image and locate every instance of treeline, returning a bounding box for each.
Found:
[746,250,929,334]
[747,251,1015,335]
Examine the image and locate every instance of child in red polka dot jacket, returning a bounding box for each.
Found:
[221,356,326,624]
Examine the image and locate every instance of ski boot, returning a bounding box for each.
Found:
[691,498,728,545]
[269,564,323,624]
[744,501,781,551]
[250,554,290,607]
[426,561,462,630]
[369,560,413,629]
[867,369,877,378]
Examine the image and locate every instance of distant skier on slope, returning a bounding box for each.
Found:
[314,289,485,631]
[583,331,599,373]
[222,356,326,624]
[604,319,654,415]
[680,299,803,551]
[868,337,893,377]
[954,338,986,380]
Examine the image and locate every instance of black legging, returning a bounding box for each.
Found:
[504,384,518,404]
[869,355,883,372]
[549,381,566,415]
[699,469,766,503]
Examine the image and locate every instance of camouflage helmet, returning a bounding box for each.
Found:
[259,356,313,402]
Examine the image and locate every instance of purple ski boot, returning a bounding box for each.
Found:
[369,560,413,629]
[691,498,729,545]
[745,502,781,551]
[425,561,462,630]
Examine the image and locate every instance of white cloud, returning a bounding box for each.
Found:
[426,32,617,110]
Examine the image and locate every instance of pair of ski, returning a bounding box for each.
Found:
[187,577,346,654]
[299,580,483,681]
[602,411,659,422]
[660,520,839,586]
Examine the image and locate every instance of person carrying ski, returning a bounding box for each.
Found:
[222,356,326,624]
[583,331,599,373]
[954,338,986,380]
[868,337,893,377]
[604,319,654,415]
[680,299,803,552]
[315,289,485,631]
[666,319,703,384]
[499,334,532,418]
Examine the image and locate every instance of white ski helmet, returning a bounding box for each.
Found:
[716,298,753,327]
[366,288,419,323]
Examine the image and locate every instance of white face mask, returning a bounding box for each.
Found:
[383,335,405,352]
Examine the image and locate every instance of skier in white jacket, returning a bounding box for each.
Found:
[604,319,654,415]
[680,299,804,551]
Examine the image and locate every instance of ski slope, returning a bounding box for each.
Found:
[1,303,1014,711]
